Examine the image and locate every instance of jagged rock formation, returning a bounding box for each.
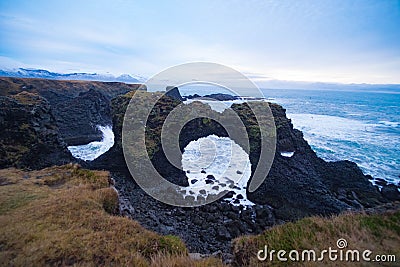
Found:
[0,91,74,169]
[185,93,239,101]
[92,91,189,186]
[54,89,112,145]
[0,77,143,145]
[165,86,184,101]
[246,104,385,220]
[93,90,387,217]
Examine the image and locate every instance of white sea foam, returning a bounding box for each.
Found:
[287,114,379,143]
[280,151,295,157]
[181,135,254,207]
[287,113,399,184]
[378,120,399,128]
[68,125,114,161]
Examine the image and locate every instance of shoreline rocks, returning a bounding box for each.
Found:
[112,171,277,254]
[0,77,143,146]
[0,91,74,169]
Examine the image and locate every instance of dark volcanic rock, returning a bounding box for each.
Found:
[381,184,400,201]
[55,89,111,145]
[184,93,201,100]
[247,104,387,220]
[203,93,238,101]
[93,90,390,220]
[186,93,239,101]
[0,77,143,145]
[91,91,188,186]
[165,86,183,101]
[0,92,74,169]
[374,178,388,186]
[112,170,268,254]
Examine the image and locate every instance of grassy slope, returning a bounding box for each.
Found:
[1,162,398,266]
[0,77,143,98]
[0,164,224,266]
[233,206,400,266]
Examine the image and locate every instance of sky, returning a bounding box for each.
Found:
[0,0,399,84]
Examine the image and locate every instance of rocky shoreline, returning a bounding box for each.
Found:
[1,76,399,257]
[113,170,276,255]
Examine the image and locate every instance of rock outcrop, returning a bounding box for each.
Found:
[91,90,189,186]
[165,86,184,101]
[93,91,387,217]
[54,89,112,145]
[185,93,239,101]
[0,77,143,145]
[246,104,385,220]
[0,91,74,169]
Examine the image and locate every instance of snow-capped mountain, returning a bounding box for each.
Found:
[0,68,146,83]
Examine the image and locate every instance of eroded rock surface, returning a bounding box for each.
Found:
[0,91,73,169]
[0,77,143,145]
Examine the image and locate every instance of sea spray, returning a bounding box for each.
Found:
[181,135,254,207]
[68,125,114,161]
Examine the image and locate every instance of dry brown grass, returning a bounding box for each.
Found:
[0,164,225,266]
[0,77,143,98]
[233,207,400,266]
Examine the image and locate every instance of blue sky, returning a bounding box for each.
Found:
[0,0,399,84]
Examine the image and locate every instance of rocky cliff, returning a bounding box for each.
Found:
[0,91,74,169]
[0,77,143,145]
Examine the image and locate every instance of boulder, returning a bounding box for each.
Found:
[381,184,400,201]
[165,86,183,101]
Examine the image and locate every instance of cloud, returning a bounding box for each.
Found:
[0,1,399,83]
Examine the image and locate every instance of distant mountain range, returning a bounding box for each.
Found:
[0,68,146,83]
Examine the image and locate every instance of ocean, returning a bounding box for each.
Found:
[262,88,400,185]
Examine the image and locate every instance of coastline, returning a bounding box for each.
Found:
[0,77,399,264]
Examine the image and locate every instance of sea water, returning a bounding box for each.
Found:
[262,88,400,185]
[67,125,114,161]
[181,134,254,206]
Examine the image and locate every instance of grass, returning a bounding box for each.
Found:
[0,164,225,266]
[0,77,144,98]
[232,207,400,266]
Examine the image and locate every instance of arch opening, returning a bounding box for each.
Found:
[181,134,254,207]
